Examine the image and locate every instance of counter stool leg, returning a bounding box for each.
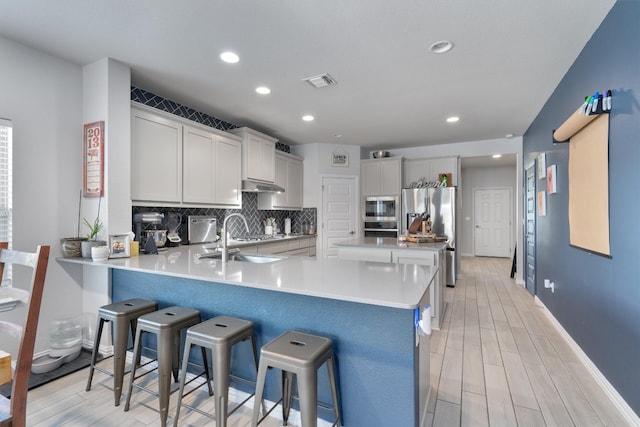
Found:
[298,369,318,427]
[213,344,231,427]
[250,336,267,415]
[201,347,214,396]
[124,327,144,412]
[251,362,269,427]
[85,317,105,392]
[131,319,142,367]
[171,330,181,383]
[158,331,173,427]
[113,316,131,406]
[173,338,193,427]
[282,371,294,425]
[327,356,341,426]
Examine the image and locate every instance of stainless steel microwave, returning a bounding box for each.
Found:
[362,196,399,221]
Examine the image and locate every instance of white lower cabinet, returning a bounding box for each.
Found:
[255,237,317,256]
[336,246,392,262]
[392,249,445,330]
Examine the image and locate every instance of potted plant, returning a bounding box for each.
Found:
[80,204,107,258]
[81,216,107,259]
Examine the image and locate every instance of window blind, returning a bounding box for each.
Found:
[0,118,12,285]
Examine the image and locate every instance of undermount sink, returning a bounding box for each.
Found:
[229,253,284,264]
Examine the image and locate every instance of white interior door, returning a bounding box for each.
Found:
[321,176,358,257]
[474,188,511,257]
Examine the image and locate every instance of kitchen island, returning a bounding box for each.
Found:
[336,237,447,330]
[59,243,436,426]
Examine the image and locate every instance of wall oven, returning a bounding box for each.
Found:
[363,196,399,238]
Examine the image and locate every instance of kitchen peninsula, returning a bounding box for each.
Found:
[336,237,447,330]
[59,244,436,426]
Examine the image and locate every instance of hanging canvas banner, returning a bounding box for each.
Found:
[83,121,104,198]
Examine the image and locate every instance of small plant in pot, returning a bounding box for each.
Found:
[81,216,106,259]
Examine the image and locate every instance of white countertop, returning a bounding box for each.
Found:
[59,243,435,309]
[336,237,447,251]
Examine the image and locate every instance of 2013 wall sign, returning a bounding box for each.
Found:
[83,121,104,198]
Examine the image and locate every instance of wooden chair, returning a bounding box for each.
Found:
[0,242,50,427]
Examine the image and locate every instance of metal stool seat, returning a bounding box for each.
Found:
[173,315,265,427]
[124,306,207,427]
[251,331,341,427]
[85,298,158,406]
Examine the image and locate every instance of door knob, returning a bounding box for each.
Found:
[349,231,355,234]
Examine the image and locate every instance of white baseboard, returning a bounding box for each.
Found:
[534,296,640,426]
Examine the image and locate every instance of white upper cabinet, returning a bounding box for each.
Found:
[229,127,277,183]
[361,157,402,196]
[131,104,241,208]
[214,134,242,207]
[182,125,242,208]
[258,152,304,210]
[402,156,459,187]
[131,108,183,202]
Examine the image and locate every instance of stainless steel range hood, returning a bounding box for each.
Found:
[241,180,285,193]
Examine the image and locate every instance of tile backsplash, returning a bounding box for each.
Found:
[131,86,291,152]
[133,192,316,242]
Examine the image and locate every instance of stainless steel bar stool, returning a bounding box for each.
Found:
[173,315,266,427]
[85,298,158,406]
[124,306,207,427]
[251,331,341,427]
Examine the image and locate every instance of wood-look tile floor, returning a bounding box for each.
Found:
[427,256,631,427]
[23,257,631,426]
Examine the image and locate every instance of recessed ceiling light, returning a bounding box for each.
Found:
[429,40,455,54]
[446,116,459,123]
[492,154,502,159]
[505,133,514,138]
[220,51,239,64]
[256,86,271,95]
[334,134,343,138]
[302,115,314,122]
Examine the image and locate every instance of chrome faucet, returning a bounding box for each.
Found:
[222,213,249,262]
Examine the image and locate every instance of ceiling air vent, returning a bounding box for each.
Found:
[303,73,338,88]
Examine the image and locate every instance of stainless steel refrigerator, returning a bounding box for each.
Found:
[402,187,457,286]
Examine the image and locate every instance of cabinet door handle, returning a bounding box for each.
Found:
[349,231,355,234]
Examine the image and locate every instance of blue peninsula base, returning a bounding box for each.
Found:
[112,269,429,426]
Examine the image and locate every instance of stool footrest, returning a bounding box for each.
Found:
[256,397,284,425]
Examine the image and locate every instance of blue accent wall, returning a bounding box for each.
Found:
[523,0,640,414]
[112,269,419,426]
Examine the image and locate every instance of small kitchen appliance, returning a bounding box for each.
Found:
[165,212,182,245]
[133,212,164,242]
[187,216,218,244]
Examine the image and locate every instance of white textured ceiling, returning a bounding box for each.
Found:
[0,1,615,150]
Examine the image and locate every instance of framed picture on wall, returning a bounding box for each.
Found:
[331,150,349,167]
[537,153,546,178]
[547,165,557,193]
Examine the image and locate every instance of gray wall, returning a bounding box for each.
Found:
[0,35,84,355]
[459,165,517,256]
[523,0,640,413]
